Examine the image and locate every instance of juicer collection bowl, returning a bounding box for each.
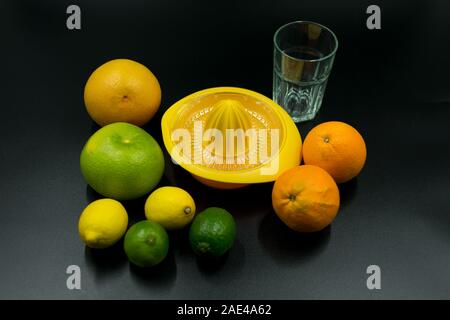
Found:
[161,87,302,187]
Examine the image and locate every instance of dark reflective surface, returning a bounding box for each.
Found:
[1,0,449,299]
[259,213,331,266]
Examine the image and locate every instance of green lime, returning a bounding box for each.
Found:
[124,220,169,267]
[80,122,165,200]
[189,207,236,257]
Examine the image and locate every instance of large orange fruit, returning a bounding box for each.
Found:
[303,121,366,183]
[84,59,161,127]
[272,165,340,232]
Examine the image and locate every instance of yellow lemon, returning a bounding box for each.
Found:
[84,59,161,127]
[145,187,196,230]
[78,199,128,248]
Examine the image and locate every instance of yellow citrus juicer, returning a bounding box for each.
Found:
[161,87,302,189]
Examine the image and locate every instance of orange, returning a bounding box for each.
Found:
[302,121,366,183]
[84,59,161,127]
[272,165,340,232]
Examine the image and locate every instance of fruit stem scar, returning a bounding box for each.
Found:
[184,207,191,215]
[147,236,156,246]
[288,194,296,201]
[198,242,210,253]
[323,135,330,143]
[122,95,129,101]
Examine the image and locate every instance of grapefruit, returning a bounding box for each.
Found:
[80,122,165,200]
[84,59,161,127]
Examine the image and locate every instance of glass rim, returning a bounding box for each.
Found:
[273,20,339,63]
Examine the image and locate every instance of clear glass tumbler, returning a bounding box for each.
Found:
[273,21,338,122]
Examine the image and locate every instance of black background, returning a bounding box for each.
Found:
[0,0,449,299]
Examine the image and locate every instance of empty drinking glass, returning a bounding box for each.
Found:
[273,21,338,122]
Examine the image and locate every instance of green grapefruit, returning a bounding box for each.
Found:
[80,122,165,200]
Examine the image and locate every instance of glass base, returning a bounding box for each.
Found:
[290,111,318,123]
[273,70,327,124]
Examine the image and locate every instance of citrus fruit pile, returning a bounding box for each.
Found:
[272,121,367,232]
[77,59,236,267]
[76,58,367,270]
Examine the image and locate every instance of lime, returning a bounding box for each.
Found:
[189,207,236,257]
[78,199,128,249]
[124,220,169,267]
[80,122,165,200]
[145,186,196,230]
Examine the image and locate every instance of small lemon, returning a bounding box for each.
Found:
[78,199,128,248]
[145,187,196,230]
